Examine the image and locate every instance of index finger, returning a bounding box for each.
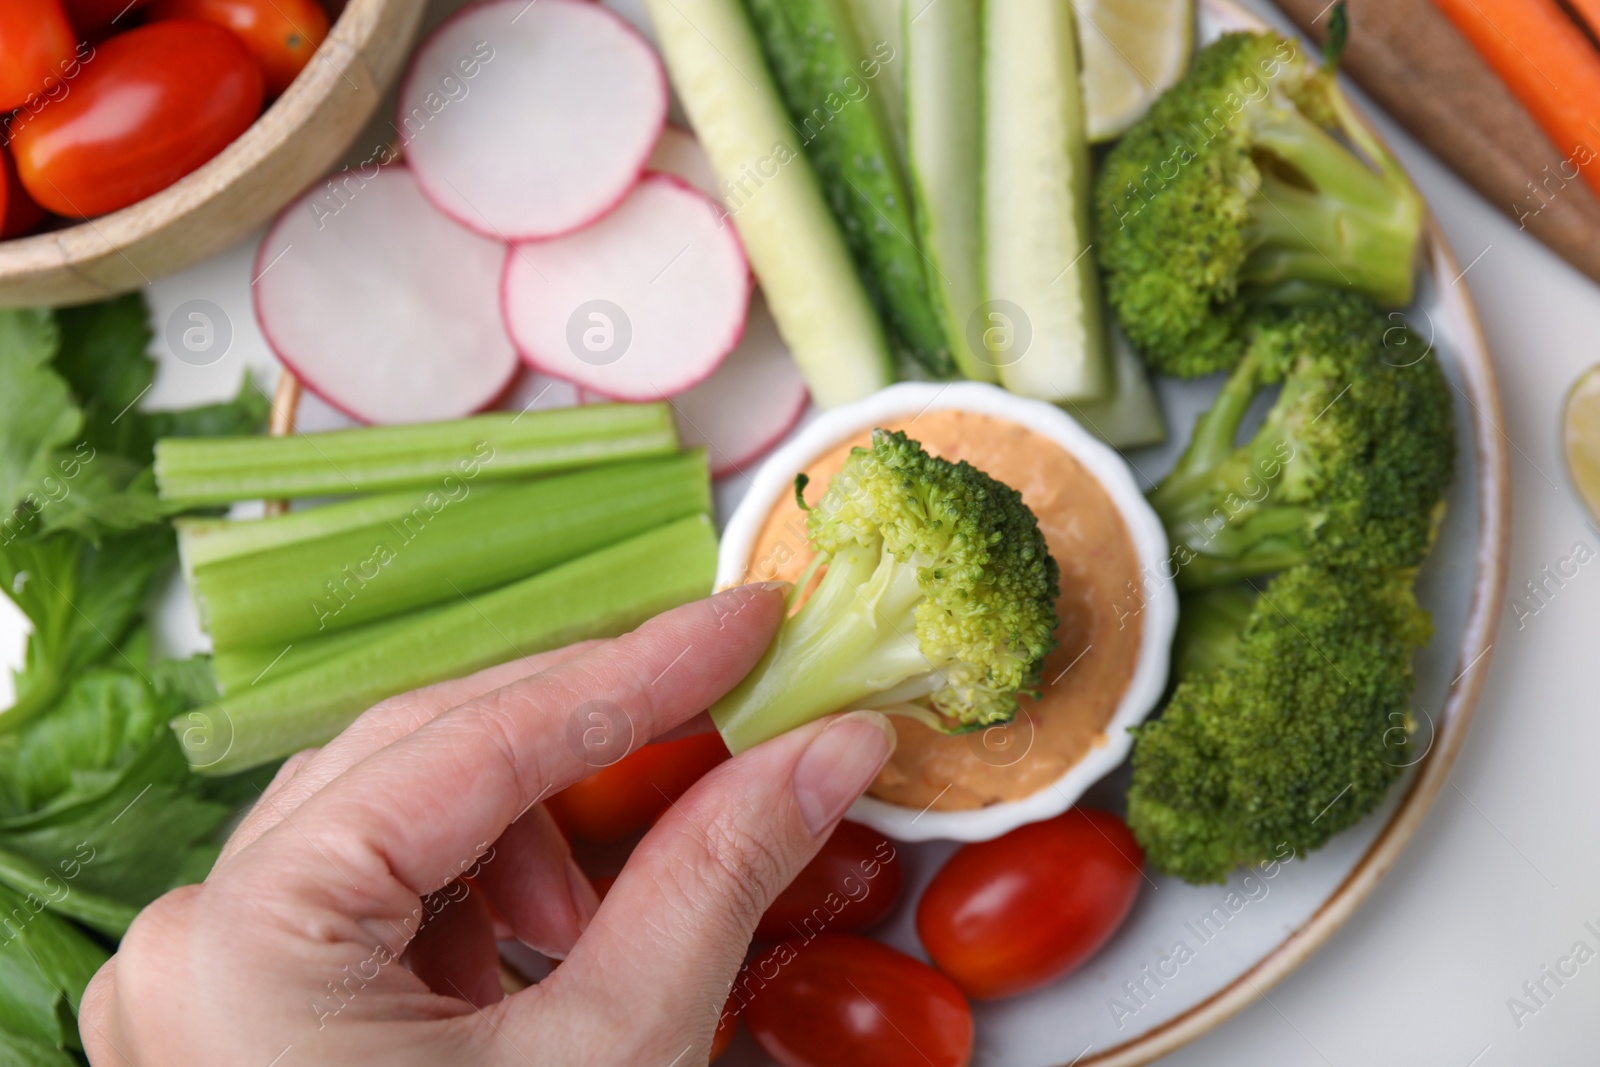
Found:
[223,583,785,912]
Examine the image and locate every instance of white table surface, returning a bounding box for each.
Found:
[4,2,1598,1063]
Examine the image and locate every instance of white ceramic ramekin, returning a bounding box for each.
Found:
[716,382,1178,842]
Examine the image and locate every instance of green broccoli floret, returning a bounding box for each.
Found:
[1094,27,1424,377]
[1128,564,1432,882]
[1148,293,1453,591]
[711,429,1059,754]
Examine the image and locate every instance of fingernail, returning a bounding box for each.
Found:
[745,580,793,595]
[793,712,896,836]
[567,856,600,934]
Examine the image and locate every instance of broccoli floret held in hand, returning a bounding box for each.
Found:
[711,430,1059,755]
[1128,565,1432,883]
[1094,27,1424,377]
[1149,293,1453,591]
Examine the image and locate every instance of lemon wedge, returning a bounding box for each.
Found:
[1564,364,1600,522]
[1074,0,1194,142]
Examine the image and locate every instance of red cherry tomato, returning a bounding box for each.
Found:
[10,20,263,218]
[0,0,77,112]
[916,807,1144,1000]
[546,731,728,842]
[741,934,973,1067]
[755,821,902,942]
[147,0,330,97]
[61,0,154,34]
[0,147,45,239]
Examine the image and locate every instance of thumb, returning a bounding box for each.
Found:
[536,711,895,1057]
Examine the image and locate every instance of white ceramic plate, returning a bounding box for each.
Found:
[0,1,1501,1063]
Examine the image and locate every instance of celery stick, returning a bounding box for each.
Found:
[155,404,678,505]
[194,453,711,648]
[178,515,719,775]
[176,490,438,573]
[212,610,415,694]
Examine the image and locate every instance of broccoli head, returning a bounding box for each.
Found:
[711,429,1059,754]
[1094,28,1424,377]
[1149,293,1453,591]
[1128,564,1432,882]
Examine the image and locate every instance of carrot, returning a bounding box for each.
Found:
[1431,0,1600,198]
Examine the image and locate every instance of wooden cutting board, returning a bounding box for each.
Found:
[1276,0,1600,286]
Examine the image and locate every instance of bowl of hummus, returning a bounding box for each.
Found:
[719,382,1178,842]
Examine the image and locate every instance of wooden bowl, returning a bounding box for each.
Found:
[0,0,428,309]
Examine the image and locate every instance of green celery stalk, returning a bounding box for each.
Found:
[154,404,678,505]
[211,609,416,694]
[194,453,710,648]
[178,514,720,775]
[175,489,442,579]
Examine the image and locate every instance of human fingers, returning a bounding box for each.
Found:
[79,957,131,1067]
[545,711,895,1061]
[216,641,605,864]
[218,584,784,948]
[469,803,598,959]
[405,880,503,1009]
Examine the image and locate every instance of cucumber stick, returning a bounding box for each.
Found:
[904,0,993,382]
[982,0,1110,402]
[743,0,952,376]
[1062,325,1168,449]
[644,0,893,407]
[843,0,906,163]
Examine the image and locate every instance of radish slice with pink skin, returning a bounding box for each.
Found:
[400,0,667,241]
[502,173,751,401]
[253,165,518,425]
[647,125,723,202]
[580,295,809,477]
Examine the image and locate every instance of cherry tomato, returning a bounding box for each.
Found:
[10,20,263,218]
[546,731,728,842]
[741,934,973,1067]
[0,147,45,239]
[148,0,330,97]
[917,807,1144,1000]
[61,0,153,34]
[0,0,77,112]
[710,991,737,1061]
[755,821,902,942]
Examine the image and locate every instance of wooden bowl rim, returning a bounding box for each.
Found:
[261,0,1512,1059]
[0,0,393,286]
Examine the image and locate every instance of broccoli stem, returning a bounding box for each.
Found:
[1239,99,1421,307]
[711,542,936,754]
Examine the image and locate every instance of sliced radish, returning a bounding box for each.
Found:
[253,165,517,425]
[502,173,750,401]
[579,295,809,477]
[400,0,667,240]
[646,125,723,202]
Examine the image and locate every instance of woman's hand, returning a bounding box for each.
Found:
[79,584,896,1065]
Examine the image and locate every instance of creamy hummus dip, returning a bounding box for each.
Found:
[744,410,1144,812]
